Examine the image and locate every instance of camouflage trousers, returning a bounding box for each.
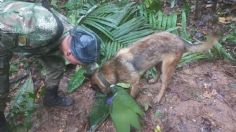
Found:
[0,47,65,112]
[0,48,11,113]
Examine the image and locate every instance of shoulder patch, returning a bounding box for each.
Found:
[18,35,28,46]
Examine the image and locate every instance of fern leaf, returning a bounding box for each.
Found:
[157,11,163,29]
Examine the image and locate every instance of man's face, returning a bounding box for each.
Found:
[60,35,82,65]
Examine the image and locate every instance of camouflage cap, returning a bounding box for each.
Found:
[69,27,101,64]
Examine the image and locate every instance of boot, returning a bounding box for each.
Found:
[0,112,9,132]
[43,86,74,107]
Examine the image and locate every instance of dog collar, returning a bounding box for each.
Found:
[98,71,111,88]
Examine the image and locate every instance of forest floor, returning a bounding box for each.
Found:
[7,1,236,132]
[30,60,236,132]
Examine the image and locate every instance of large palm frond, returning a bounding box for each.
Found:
[67,1,154,62]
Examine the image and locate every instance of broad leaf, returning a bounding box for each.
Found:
[116,83,131,89]
[88,93,110,132]
[110,86,144,132]
[68,68,86,93]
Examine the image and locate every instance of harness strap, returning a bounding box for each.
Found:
[97,71,111,89]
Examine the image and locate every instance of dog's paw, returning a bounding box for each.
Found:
[136,90,153,111]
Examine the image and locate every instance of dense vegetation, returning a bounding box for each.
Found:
[7,0,236,131]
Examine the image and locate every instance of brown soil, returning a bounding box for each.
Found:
[30,60,236,132]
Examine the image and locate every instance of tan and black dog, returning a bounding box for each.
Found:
[91,32,217,103]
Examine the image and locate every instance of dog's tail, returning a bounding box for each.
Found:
[185,35,218,53]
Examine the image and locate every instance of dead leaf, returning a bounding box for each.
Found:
[218,16,236,24]
[203,89,218,99]
[203,91,212,99]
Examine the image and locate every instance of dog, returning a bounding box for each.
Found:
[91,31,217,103]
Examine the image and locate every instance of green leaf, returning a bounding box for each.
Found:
[222,33,236,43]
[116,83,131,89]
[180,10,190,40]
[88,93,110,132]
[111,105,140,132]
[85,16,117,29]
[161,14,168,30]
[170,13,178,34]
[157,11,163,29]
[210,43,235,61]
[68,68,86,93]
[171,13,177,28]
[167,15,172,29]
[92,3,119,16]
[144,67,158,80]
[112,18,145,38]
[183,0,191,15]
[117,28,153,44]
[110,86,144,132]
[179,53,211,66]
[82,21,114,40]
[116,3,137,24]
[101,41,124,62]
[50,0,58,8]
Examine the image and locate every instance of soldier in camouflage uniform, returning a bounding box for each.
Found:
[0,1,101,131]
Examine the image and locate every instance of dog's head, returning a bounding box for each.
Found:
[91,69,111,94]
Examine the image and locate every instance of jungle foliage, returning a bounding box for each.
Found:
[63,0,235,131]
[66,0,235,95]
[8,0,235,131]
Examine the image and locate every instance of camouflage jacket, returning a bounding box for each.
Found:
[0,1,74,56]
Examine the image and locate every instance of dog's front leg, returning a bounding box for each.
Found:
[130,82,140,97]
[130,74,140,97]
